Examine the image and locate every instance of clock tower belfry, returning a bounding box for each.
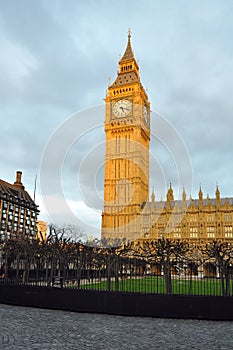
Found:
[101,31,150,241]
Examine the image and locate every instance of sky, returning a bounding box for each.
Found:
[1,0,233,238]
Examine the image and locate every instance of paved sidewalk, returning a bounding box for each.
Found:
[0,303,233,349]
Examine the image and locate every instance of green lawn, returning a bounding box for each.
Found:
[69,276,233,296]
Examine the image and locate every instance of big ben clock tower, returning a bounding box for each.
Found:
[101,31,150,241]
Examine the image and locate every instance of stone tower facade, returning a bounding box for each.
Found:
[102,33,233,245]
[101,31,150,241]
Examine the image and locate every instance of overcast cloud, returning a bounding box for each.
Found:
[1,0,233,237]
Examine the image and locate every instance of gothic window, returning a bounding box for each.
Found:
[224,226,233,238]
[224,213,232,222]
[207,226,215,238]
[190,214,198,223]
[207,214,215,223]
[173,227,181,238]
[190,227,198,238]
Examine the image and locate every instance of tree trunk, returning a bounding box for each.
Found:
[164,262,172,294]
[220,267,225,296]
[115,257,119,292]
[189,265,193,295]
[106,254,111,292]
[77,267,81,289]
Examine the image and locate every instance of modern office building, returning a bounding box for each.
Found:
[0,171,39,240]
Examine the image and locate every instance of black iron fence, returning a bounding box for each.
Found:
[1,254,233,296]
[1,235,233,297]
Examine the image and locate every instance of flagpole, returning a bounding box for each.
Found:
[33,174,37,202]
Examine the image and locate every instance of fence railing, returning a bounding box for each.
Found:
[1,256,233,297]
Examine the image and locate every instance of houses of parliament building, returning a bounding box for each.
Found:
[101,32,233,244]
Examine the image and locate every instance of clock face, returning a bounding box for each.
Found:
[113,99,132,118]
[143,104,149,124]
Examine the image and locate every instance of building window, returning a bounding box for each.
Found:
[207,214,215,223]
[190,227,198,238]
[207,226,215,238]
[190,214,198,223]
[224,214,232,223]
[173,227,181,238]
[224,226,233,238]
[207,233,215,238]
[173,214,182,223]
[158,227,164,238]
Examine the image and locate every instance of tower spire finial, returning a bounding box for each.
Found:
[119,29,135,63]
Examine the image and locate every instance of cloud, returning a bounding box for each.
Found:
[1,0,233,236]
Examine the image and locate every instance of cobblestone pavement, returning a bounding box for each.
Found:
[0,304,233,350]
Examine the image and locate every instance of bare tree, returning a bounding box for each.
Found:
[132,239,189,294]
[200,241,233,296]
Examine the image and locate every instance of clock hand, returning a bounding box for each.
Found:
[121,107,129,112]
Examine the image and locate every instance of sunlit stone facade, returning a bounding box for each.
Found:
[142,185,233,243]
[37,220,47,242]
[101,31,150,241]
[102,33,233,243]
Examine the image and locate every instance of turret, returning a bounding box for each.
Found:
[166,182,174,202]
[216,185,220,207]
[151,188,155,203]
[182,187,186,208]
[166,182,174,209]
[198,186,203,207]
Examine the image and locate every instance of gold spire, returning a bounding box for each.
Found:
[166,182,174,202]
[110,30,140,88]
[182,187,186,202]
[198,186,203,206]
[216,185,220,205]
[199,185,203,199]
[216,184,220,197]
[119,29,135,63]
[151,188,155,203]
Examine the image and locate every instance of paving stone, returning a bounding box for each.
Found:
[0,304,233,350]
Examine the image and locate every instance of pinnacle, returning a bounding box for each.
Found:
[119,30,135,63]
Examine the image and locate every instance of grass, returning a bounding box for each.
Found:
[68,276,233,296]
